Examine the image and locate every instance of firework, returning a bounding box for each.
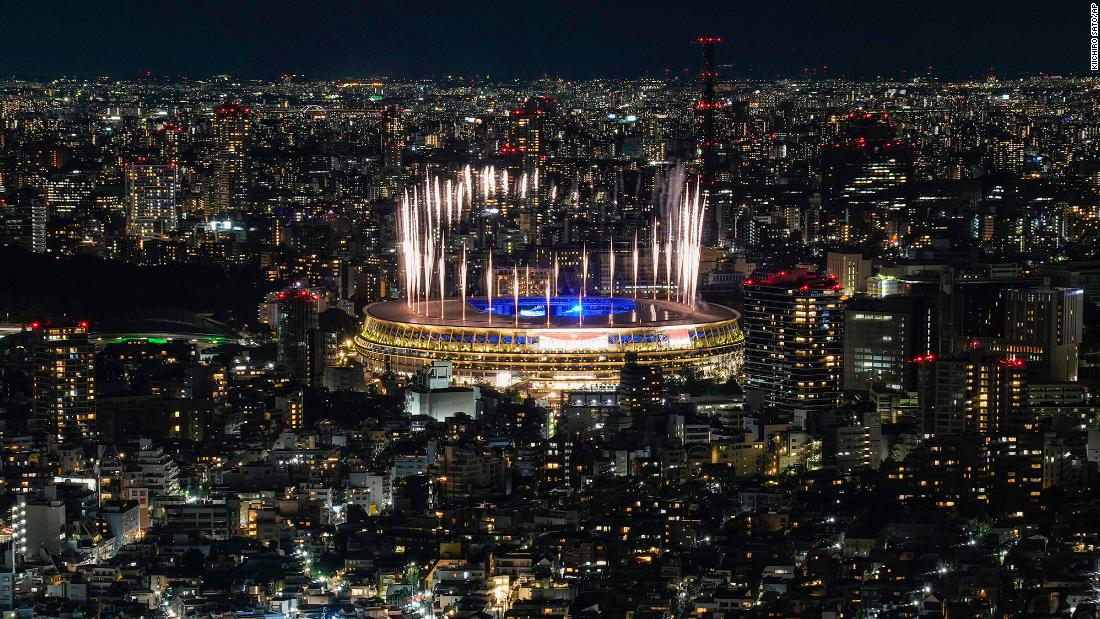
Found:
[394,165,708,323]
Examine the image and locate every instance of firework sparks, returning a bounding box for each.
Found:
[395,165,707,322]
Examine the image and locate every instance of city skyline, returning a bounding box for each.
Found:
[2,6,1100,619]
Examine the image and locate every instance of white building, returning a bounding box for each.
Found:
[404,361,479,422]
[347,470,392,514]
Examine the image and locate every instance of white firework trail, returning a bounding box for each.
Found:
[439,246,445,319]
[460,243,467,322]
[486,249,493,324]
[651,220,659,299]
[608,238,615,325]
[581,243,588,298]
[445,179,453,225]
[652,165,708,309]
[632,231,639,300]
[464,165,473,205]
[433,176,442,224]
[609,239,615,295]
[395,165,707,320]
[512,263,519,327]
[456,181,464,221]
[553,253,559,296]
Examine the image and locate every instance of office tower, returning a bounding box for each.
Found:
[512,97,549,243]
[381,106,404,199]
[124,160,178,239]
[992,137,1025,175]
[211,101,252,211]
[0,188,47,253]
[843,296,929,392]
[276,290,319,382]
[31,321,96,441]
[917,352,1027,437]
[820,112,912,207]
[1002,287,1083,382]
[826,251,871,296]
[513,98,546,176]
[41,171,95,216]
[743,271,843,425]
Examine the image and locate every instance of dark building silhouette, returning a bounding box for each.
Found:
[276,290,319,383]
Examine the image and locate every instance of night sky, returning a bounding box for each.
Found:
[0,0,1083,80]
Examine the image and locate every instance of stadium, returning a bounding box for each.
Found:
[353,296,743,392]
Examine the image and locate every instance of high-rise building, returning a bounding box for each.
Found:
[0,188,47,253]
[31,321,96,441]
[381,106,404,200]
[992,137,1025,175]
[820,113,912,208]
[41,171,95,216]
[826,251,871,296]
[917,352,1027,437]
[125,160,178,239]
[1002,287,1083,382]
[276,290,319,382]
[511,97,549,243]
[843,296,929,392]
[743,271,843,425]
[211,102,252,212]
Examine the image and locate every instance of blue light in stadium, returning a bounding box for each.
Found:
[467,296,636,319]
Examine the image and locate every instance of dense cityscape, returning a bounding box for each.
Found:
[0,28,1098,619]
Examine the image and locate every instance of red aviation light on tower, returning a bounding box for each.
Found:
[999,357,1026,369]
[696,35,720,188]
